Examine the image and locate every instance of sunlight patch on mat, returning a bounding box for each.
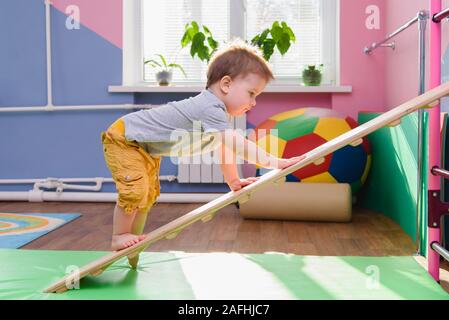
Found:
[176,252,294,299]
[303,257,407,299]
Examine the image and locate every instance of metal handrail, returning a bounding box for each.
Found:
[364,11,428,54]
[433,7,449,23]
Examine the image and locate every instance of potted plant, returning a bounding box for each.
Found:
[250,21,296,61]
[181,21,219,63]
[302,64,323,86]
[144,54,187,86]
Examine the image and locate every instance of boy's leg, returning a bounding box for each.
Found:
[113,203,135,234]
[111,203,146,251]
[127,210,150,269]
[131,210,149,235]
[127,155,160,268]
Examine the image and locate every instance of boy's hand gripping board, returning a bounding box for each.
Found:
[43,81,449,293]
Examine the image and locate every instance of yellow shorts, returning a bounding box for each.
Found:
[101,118,161,215]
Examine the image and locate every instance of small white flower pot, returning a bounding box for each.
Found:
[155,70,173,86]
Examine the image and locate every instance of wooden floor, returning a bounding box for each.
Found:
[2,201,449,293]
[0,201,417,255]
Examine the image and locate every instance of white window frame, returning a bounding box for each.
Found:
[122,0,340,87]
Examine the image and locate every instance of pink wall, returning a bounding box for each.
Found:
[254,0,449,124]
[247,93,332,127]
[51,0,123,48]
[443,0,449,68]
[250,0,388,126]
[385,0,449,108]
[332,0,387,119]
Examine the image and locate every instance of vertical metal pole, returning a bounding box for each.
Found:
[45,0,53,107]
[428,0,442,282]
[418,11,428,95]
[416,10,429,255]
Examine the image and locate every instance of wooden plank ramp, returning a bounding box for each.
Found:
[43,81,449,293]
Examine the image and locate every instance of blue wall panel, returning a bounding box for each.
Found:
[0,0,47,106]
[50,8,131,105]
[0,1,228,194]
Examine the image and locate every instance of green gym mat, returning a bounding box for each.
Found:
[357,113,421,244]
[1,249,448,300]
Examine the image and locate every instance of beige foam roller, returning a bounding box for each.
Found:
[239,182,352,222]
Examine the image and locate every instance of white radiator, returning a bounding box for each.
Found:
[177,115,246,183]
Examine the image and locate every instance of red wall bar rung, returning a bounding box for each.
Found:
[431,166,449,180]
[433,7,449,22]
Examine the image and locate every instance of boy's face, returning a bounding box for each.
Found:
[221,73,267,117]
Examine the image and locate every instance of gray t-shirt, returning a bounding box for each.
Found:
[122,89,231,157]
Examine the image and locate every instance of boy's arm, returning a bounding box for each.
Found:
[219,130,281,169]
[218,141,260,191]
[218,142,240,186]
[216,130,304,191]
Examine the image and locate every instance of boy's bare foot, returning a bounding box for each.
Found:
[111,233,146,251]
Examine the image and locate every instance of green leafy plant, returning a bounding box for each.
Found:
[181,21,219,62]
[250,21,296,61]
[181,20,296,62]
[302,64,323,86]
[144,54,186,77]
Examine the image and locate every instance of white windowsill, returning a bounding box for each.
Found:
[108,84,352,93]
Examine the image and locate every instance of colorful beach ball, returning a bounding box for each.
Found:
[248,108,372,193]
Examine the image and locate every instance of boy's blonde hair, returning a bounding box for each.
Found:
[206,39,274,89]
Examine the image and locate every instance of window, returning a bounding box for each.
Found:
[142,0,230,84]
[124,0,339,86]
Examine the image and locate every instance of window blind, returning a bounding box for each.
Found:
[142,0,332,84]
[142,0,230,83]
[246,0,322,79]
